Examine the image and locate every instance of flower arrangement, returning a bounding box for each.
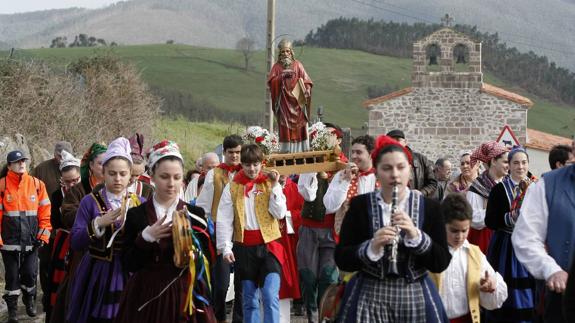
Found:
[242,126,280,156]
[308,122,338,151]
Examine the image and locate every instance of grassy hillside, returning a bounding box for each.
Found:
[16,44,575,138]
[153,116,243,169]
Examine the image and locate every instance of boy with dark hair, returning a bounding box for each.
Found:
[297,123,347,323]
[430,193,507,323]
[324,135,377,234]
[196,134,244,323]
[217,144,287,323]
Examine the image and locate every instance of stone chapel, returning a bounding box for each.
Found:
[364,28,533,162]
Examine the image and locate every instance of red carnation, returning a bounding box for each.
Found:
[256,136,264,143]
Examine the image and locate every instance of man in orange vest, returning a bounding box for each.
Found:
[0,150,51,322]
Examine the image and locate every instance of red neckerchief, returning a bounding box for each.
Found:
[346,168,376,201]
[233,170,268,197]
[358,168,375,177]
[218,163,241,174]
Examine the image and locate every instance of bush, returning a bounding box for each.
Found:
[0,55,161,153]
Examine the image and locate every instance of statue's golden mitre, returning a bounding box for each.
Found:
[277,39,293,50]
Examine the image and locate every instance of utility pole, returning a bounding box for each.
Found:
[265,0,275,131]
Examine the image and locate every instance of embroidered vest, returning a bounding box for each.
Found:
[211,167,232,222]
[301,174,328,221]
[429,244,482,323]
[87,191,141,261]
[544,165,575,271]
[230,181,281,244]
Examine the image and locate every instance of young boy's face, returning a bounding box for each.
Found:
[446,219,471,249]
[241,161,262,179]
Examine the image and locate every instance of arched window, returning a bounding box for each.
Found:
[453,44,470,72]
[425,43,441,72]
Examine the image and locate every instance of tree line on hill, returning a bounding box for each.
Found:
[50,34,117,48]
[304,18,575,105]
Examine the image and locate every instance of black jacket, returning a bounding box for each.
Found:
[334,192,451,279]
[408,148,438,197]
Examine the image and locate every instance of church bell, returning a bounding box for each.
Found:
[456,52,466,64]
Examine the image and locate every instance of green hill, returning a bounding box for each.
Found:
[16,44,575,138]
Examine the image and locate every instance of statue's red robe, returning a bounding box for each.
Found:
[267,60,313,152]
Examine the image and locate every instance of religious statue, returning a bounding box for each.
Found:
[267,39,313,153]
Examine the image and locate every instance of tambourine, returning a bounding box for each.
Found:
[172,209,193,268]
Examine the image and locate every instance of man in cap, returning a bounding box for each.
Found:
[32,141,74,198]
[386,129,437,197]
[268,38,313,153]
[0,150,51,322]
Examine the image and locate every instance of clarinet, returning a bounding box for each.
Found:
[385,183,400,277]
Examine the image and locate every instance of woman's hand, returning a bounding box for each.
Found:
[392,210,419,240]
[371,226,399,254]
[146,214,172,241]
[224,252,236,264]
[96,208,123,228]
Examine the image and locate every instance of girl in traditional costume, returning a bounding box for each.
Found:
[67,137,143,323]
[50,143,107,323]
[116,140,216,322]
[335,135,451,323]
[45,151,81,321]
[466,141,509,253]
[485,147,536,322]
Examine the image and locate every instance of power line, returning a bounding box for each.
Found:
[351,0,575,56]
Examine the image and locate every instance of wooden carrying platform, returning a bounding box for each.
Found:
[264,146,347,175]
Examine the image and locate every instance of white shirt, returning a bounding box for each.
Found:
[512,179,563,280]
[366,190,422,260]
[297,172,318,202]
[216,182,287,256]
[466,191,487,230]
[196,168,236,217]
[440,240,508,319]
[323,170,377,214]
[141,195,180,243]
[184,174,201,203]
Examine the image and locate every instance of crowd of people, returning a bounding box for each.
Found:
[0,126,574,323]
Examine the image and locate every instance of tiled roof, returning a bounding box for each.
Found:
[526,128,571,151]
[362,83,533,108]
[480,83,533,107]
[362,87,413,108]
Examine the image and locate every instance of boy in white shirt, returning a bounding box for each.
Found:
[430,193,508,323]
[216,144,287,323]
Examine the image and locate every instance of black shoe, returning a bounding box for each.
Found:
[3,294,19,323]
[307,309,319,323]
[7,308,18,323]
[22,294,37,317]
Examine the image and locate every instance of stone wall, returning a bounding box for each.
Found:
[367,88,528,163]
[412,28,482,88]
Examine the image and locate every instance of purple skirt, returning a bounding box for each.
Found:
[66,252,126,323]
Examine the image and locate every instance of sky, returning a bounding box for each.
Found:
[0,0,121,14]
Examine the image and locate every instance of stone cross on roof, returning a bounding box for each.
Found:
[441,14,454,27]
